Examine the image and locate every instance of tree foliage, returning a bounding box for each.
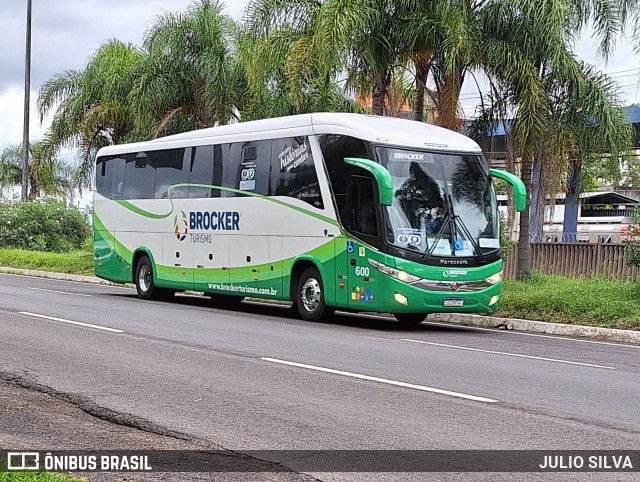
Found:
[0,142,76,201]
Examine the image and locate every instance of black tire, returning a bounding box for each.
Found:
[295,267,333,321]
[393,313,426,327]
[209,294,245,309]
[135,256,173,301]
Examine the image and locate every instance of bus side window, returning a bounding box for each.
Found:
[227,140,271,196]
[95,156,110,197]
[270,136,324,209]
[96,156,126,199]
[189,145,222,198]
[124,152,155,199]
[151,148,189,199]
[318,134,371,226]
[346,176,378,237]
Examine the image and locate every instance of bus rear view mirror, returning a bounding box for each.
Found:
[489,168,527,212]
[343,157,394,206]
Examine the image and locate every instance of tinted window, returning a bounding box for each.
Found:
[95,155,125,199]
[95,156,109,196]
[271,137,323,209]
[227,140,271,196]
[318,134,371,224]
[150,148,189,199]
[124,152,156,199]
[189,145,225,198]
[346,176,378,236]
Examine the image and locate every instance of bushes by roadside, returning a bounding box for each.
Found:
[0,200,91,252]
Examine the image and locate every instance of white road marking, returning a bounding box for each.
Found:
[261,357,498,403]
[28,287,93,297]
[401,339,616,370]
[18,312,124,333]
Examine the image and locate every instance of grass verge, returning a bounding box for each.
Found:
[0,472,83,482]
[0,248,93,276]
[497,272,640,330]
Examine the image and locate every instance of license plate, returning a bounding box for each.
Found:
[443,298,464,307]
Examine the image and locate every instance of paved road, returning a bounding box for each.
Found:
[0,272,639,480]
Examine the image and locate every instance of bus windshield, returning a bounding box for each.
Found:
[377,147,499,258]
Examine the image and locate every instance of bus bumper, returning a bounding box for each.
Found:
[377,279,503,315]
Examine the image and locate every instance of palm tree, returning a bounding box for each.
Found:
[241,0,368,117]
[37,39,142,190]
[131,0,241,136]
[453,0,636,278]
[245,0,409,116]
[0,142,76,201]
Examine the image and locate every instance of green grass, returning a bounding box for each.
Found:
[0,473,83,482]
[497,272,640,330]
[0,248,93,276]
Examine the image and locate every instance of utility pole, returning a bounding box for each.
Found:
[21,0,32,200]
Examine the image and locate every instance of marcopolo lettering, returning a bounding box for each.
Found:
[189,211,240,231]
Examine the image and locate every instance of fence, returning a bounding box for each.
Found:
[503,243,640,280]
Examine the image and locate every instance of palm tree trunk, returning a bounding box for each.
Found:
[516,158,533,279]
[413,58,430,122]
[438,62,465,131]
[371,72,390,116]
[414,77,425,122]
[529,158,544,241]
[28,174,36,200]
[563,160,580,242]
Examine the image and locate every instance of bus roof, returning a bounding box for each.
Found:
[97,113,483,157]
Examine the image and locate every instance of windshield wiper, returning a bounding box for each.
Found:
[423,193,486,263]
[423,204,452,260]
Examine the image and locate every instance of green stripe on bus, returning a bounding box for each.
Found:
[113,183,338,226]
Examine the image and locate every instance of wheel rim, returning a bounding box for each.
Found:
[139,265,151,293]
[300,278,321,313]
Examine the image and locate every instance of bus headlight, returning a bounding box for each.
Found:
[369,259,421,284]
[484,271,503,285]
[397,270,421,283]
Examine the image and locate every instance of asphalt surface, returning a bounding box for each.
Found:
[0,272,639,481]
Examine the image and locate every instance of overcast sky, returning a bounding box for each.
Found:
[1,0,639,152]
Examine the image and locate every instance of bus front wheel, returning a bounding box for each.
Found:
[135,256,173,301]
[295,267,334,322]
[393,313,426,327]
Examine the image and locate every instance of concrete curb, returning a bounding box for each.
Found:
[2,266,639,345]
[430,313,640,345]
[0,267,135,288]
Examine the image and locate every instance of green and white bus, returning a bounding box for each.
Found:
[94,113,525,325]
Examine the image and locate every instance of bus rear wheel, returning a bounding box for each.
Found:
[209,294,245,309]
[393,313,426,327]
[295,267,334,322]
[135,256,174,301]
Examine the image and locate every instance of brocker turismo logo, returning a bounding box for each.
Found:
[174,211,188,241]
